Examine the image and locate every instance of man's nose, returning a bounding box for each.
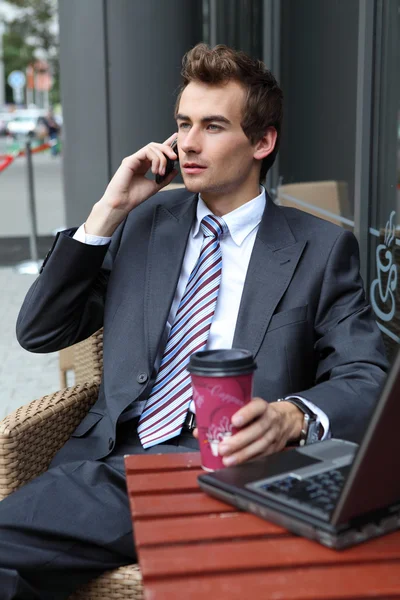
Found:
[180,129,201,154]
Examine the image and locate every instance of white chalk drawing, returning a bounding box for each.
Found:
[371,211,398,322]
[206,416,233,456]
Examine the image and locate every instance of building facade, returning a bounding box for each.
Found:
[58,0,400,363]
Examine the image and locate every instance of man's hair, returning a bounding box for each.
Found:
[175,43,283,181]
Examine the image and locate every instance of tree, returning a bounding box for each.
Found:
[1,0,60,106]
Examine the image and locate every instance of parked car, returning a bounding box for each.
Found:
[6,115,38,138]
[0,112,15,136]
[5,110,47,139]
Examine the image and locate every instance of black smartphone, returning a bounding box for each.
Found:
[155,138,179,184]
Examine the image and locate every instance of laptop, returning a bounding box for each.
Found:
[197,351,400,550]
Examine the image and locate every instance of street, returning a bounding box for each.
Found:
[0,136,65,237]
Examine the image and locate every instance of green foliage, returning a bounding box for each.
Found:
[1,0,59,105]
[2,30,35,102]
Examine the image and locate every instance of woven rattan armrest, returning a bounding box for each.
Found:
[0,382,99,500]
[69,564,143,600]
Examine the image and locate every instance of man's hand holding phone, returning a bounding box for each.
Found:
[155,138,178,185]
[85,134,179,237]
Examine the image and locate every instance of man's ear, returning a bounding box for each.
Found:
[253,126,278,161]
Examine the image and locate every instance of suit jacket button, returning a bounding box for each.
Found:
[108,437,114,450]
[137,372,148,384]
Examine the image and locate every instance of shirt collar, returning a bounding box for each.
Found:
[193,186,266,246]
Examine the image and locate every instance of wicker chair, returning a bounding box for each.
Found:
[0,329,143,600]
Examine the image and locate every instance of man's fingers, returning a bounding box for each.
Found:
[222,424,285,466]
[160,143,178,161]
[146,146,171,176]
[163,132,178,147]
[144,146,164,175]
[121,141,177,177]
[222,435,272,466]
[231,397,268,427]
[220,415,269,456]
[148,143,178,174]
[157,168,179,189]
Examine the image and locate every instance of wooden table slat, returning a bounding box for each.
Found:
[139,531,400,579]
[144,562,400,600]
[134,511,285,547]
[130,491,237,520]
[125,452,201,473]
[127,469,204,494]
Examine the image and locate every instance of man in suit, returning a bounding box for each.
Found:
[0,44,387,598]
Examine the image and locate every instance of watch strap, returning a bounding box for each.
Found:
[277,397,319,445]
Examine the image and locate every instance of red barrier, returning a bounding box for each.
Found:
[0,141,51,174]
[16,141,51,158]
[0,154,15,173]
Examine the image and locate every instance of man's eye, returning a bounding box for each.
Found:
[207,124,222,131]
[179,123,190,129]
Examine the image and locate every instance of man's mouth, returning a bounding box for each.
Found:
[182,163,207,174]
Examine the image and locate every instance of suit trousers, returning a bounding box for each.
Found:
[0,418,199,600]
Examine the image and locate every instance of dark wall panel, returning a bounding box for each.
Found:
[59,0,109,227]
[59,0,203,226]
[106,0,203,173]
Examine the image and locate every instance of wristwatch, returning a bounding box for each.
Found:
[278,397,321,446]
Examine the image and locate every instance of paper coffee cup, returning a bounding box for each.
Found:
[188,349,257,471]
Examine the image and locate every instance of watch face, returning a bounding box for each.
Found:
[307,419,320,444]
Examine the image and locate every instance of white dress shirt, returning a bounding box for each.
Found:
[73,188,330,440]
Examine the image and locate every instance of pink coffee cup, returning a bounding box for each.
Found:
[188,349,257,471]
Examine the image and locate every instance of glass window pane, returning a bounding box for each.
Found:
[278,0,358,231]
[368,0,400,363]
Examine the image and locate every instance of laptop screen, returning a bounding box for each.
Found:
[332,349,400,524]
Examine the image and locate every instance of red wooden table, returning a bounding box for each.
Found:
[125,452,400,599]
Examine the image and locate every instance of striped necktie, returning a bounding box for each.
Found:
[138,214,228,448]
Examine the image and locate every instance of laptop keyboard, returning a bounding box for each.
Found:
[259,465,351,516]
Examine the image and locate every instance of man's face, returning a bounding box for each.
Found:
[176,80,258,197]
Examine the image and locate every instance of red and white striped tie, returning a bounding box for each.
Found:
[138,214,228,448]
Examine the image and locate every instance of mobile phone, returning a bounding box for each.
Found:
[155,138,179,184]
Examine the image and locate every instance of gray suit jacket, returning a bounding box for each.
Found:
[16,188,388,464]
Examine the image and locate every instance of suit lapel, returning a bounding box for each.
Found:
[145,193,197,367]
[232,197,306,358]
[145,192,306,367]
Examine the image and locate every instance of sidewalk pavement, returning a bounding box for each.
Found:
[0,267,61,420]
